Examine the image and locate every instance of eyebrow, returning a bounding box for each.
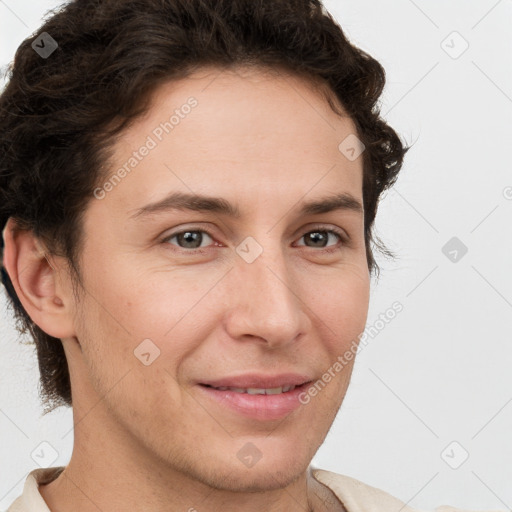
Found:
[129,191,363,220]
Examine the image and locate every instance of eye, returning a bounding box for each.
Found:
[295,227,346,252]
[161,225,347,254]
[163,229,216,250]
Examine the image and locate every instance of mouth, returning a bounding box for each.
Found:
[200,384,300,395]
[196,375,313,421]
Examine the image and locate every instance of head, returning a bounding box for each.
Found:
[0,0,407,492]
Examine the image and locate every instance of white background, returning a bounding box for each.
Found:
[1,0,511,510]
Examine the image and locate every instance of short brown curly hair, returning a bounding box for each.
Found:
[0,0,408,413]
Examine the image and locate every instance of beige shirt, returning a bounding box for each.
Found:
[5,466,503,512]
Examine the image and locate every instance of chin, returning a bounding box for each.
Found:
[193,447,310,493]
[204,463,306,493]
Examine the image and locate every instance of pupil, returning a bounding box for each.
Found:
[179,231,202,248]
[308,231,327,247]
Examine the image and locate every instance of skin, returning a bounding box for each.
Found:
[3,66,370,512]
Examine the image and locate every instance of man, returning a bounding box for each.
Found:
[0,0,496,511]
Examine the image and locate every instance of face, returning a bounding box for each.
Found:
[63,66,370,491]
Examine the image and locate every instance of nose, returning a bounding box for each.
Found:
[223,245,311,349]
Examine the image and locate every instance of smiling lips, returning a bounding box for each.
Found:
[207,385,297,394]
[198,373,313,420]
[200,372,313,389]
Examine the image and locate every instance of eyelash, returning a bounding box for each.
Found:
[161,224,348,255]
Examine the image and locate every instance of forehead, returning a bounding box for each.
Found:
[100,66,364,217]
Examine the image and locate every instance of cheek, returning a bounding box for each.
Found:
[75,264,219,388]
[308,268,369,409]
[308,264,370,345]
[83,260,186,337]
[74,289,185,414]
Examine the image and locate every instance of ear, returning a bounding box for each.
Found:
[2,217,76,339]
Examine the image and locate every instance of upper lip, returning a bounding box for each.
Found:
[200,373,313,389]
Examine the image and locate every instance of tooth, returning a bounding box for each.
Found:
[265,387,283,395]
[215,386,297,394]
[247,388,266,395]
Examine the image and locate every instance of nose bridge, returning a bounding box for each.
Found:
[225,237,308,346]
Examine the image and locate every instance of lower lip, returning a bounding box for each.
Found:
[197,383,311,421]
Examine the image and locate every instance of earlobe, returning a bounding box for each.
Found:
[2,217,76,339]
